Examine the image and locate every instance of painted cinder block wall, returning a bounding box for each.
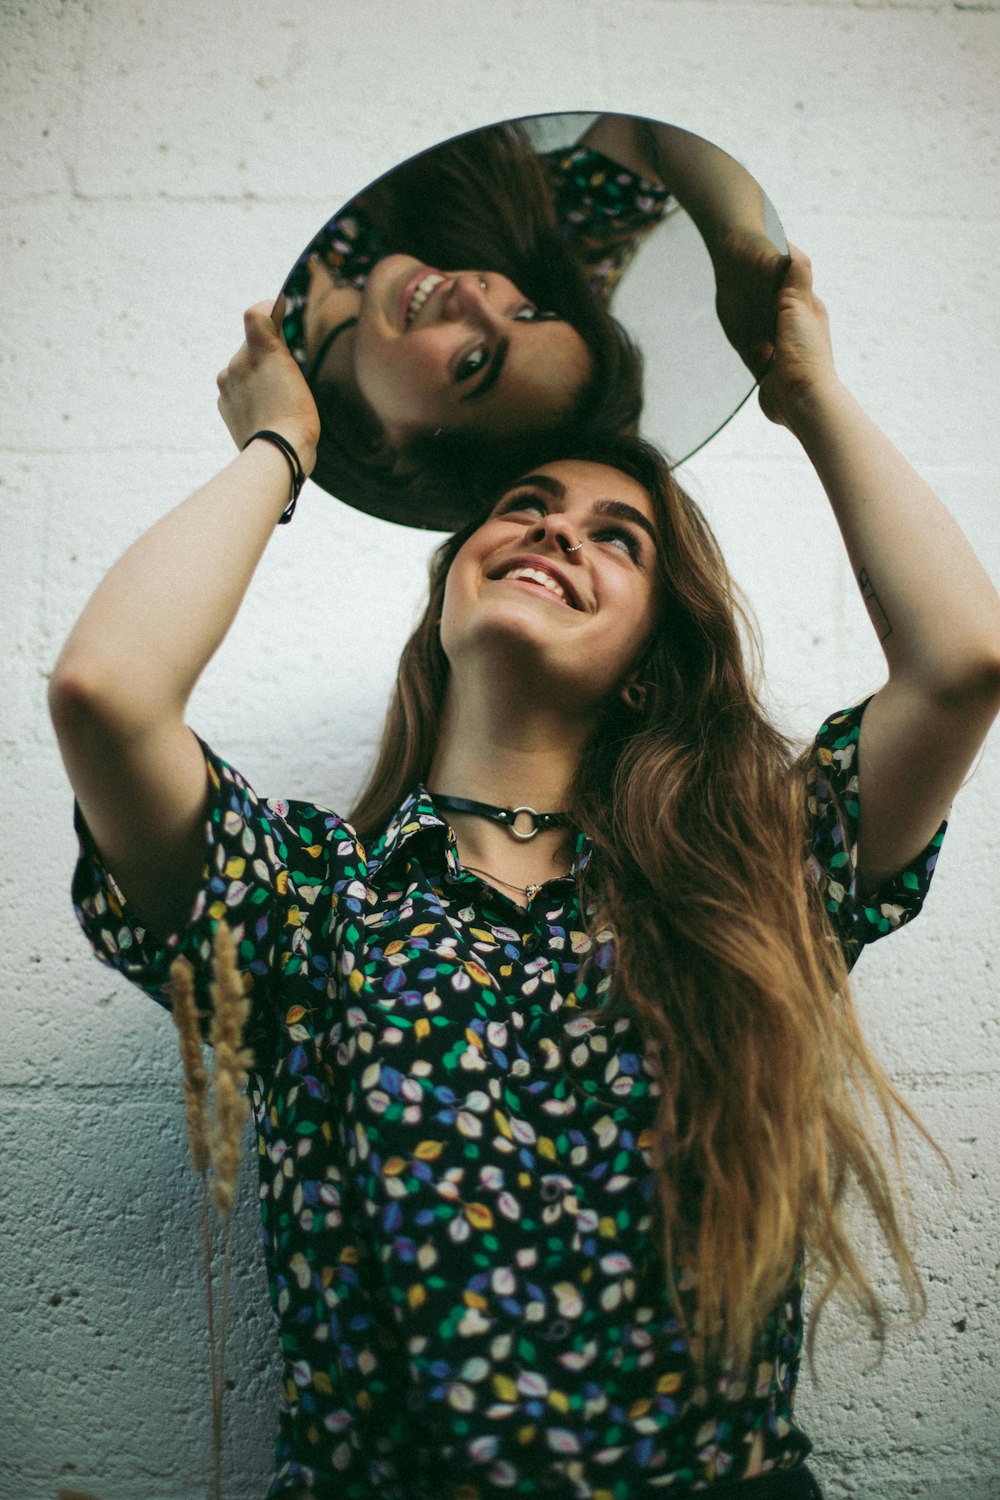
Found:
[3,2,998,1497]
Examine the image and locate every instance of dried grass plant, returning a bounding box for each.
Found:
[58,922,254,1500]
[58,925,255,1500]
[170,922,255,1500]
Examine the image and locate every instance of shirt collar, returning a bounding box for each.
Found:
[364,786,453,879]
[365,786,593,881]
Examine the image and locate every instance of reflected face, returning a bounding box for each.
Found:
[352,254,593,445]
[441,459,660,708]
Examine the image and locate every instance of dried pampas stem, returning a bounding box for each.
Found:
[208,921,254,1219]
[166,925,254,1500]
[67,927,255,1499]
[207,920,254,1498]
[168,954,210,1174]
[169,950,220,1496]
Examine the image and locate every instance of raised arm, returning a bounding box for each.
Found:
[580,117,789,380]
[49,304,320,940]
[760,249,1000,892]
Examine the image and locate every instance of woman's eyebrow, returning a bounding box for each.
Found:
[460,338,510,403]
[508,472,563,497]
[592,498,657,546]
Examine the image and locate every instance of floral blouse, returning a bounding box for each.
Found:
[72,701,944,1499]
[281,145,672,370]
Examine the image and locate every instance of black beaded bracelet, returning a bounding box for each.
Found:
[242,429,306,524]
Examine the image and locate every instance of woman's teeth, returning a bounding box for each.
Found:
[502,567,569,604]
[406,273,446,327]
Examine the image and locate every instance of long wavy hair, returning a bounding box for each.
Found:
[310,121,645,529]
[350,433,936,1369]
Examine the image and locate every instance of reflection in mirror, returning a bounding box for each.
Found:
[278,113,787,529]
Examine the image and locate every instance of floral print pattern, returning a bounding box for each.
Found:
[72,700,944,1498]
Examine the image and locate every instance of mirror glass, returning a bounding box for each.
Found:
[277,111,787,530]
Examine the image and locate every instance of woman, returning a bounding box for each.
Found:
[50,250,1000,1497]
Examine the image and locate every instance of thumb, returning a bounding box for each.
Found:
[243,300,285,353]
[779,244,814,298]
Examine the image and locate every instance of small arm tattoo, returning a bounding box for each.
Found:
[858,567,893,644]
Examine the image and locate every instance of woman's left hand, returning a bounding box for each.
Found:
[756,246,841,431]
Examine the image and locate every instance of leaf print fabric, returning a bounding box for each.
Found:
[71,701,944,1498]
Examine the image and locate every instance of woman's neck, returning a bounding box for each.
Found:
[428,673,589,814]
[427,673,592,887]
[304,266,362,396]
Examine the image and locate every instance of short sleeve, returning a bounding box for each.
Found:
[542,145,672,300]
[805,700,947,969]
[71,741,359,1056]
[281,209,386,370]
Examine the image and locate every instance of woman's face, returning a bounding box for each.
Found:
[352,254,593,446]
[440,459,661,710]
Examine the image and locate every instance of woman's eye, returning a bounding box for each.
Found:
[511,305,556,323]
[595,527,642,563]
[497,491,546,518]
[455,346,489,383]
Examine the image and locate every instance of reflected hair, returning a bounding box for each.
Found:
[310,122,645,528]
[350,432,938,1369]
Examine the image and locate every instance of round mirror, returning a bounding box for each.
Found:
[277,111,788,530]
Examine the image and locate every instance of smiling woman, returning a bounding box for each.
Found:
[347,259,594,444]
[49,246,1000,1498]
[435,464,660,719]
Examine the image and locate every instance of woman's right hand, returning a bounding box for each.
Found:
[217,299,321,474]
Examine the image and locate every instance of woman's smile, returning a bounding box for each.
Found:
[400,266,448,330]
[438,459,661,714]
[488,558,582,609]
[352,255,593,443]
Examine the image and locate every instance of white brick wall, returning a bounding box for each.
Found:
[3,2,998,1496]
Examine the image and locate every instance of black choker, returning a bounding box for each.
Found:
[306,315,359,383]
[432,793,569,842]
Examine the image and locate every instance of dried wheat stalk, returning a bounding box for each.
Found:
[167,923,254,1500]
[208,920,253,1218]
[168,954,210,1173]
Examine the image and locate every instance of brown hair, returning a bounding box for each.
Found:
[351,432,936,1368]
[310,121,645,529]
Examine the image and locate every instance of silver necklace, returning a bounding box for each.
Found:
[462,860,571,902]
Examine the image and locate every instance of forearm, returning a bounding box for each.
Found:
[50,441,298,734]
[789,380,1000,693]
[644,123,767,246]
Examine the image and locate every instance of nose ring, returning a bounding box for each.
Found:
[563,541,584,554]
